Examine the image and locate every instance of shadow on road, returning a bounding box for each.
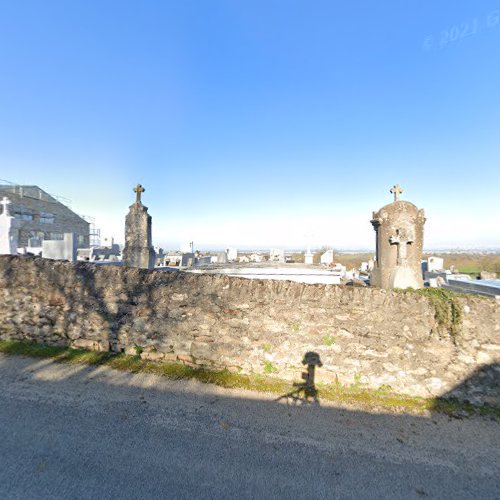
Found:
[276,351,322,406]
[0,353,499,499]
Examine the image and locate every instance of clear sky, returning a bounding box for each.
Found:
[1,1,499,250]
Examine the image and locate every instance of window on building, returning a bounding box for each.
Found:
[40,212,55,224]
[16,213,34,221]
[50,233,64,240]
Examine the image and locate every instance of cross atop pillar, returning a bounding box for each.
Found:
[133,184,145,205]
[0,196,11,216]
[390,184,403,202]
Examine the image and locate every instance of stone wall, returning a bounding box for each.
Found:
[0,256,498,404]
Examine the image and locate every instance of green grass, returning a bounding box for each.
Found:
[322,334,336,346]
[262,343,272,353]
[0,340,498,419]
[262,360,278,374]
[457,267,481,275]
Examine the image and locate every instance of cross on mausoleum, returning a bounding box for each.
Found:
[0,197,11,216]
[133,184,145,205]
[389,228,413,265]
[390,184,403,202]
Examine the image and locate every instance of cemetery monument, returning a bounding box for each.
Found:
[370,184,425,289]
[0,196,20,255]
[123,184,155,269]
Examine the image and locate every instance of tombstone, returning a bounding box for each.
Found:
[28,236,42,248]
[370,184,425,289]
[123,184,155,269]
[216,251,228,264]
[427,256,444,272]
[480,271,497,280]
[195,255,212,266]
[269,248,285,262]
[225,247,238,261]
[42,233,77,262]
[320,249,334,266]
[304,242,314,265]
[0,196,20,255]
[180,252,195,267]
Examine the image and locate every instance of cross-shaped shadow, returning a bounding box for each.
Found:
[275,352,323,406]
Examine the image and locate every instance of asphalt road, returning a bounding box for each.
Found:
[0,354,499,499]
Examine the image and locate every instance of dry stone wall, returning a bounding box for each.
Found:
[0,256,498,404]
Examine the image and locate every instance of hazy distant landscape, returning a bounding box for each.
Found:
[297,250,500,276]
[429,252,500,276]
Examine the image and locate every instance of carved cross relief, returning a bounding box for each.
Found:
[389,226,414,265]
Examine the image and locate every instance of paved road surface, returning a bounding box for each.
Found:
[0,354,499,499]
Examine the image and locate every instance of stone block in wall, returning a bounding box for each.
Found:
[140,351,165,361]
[191,342,216,360]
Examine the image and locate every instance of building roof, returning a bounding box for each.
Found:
[0,184,88,224]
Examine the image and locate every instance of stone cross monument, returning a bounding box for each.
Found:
[0,196,20,255]
[370,185,425,289]
[123,184,155,269]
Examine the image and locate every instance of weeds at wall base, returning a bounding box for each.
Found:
[0,340,498,419]
[394,287,464,338]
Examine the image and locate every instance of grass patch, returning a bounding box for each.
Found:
[0,340,114,365]
[457,267,480,275]
[1,340,498,419]
[317,383,500,418]
[262,360,278,374]
[322,334,336,346]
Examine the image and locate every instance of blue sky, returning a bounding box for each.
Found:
[1,1,499,250]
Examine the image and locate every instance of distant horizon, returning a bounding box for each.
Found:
[106,241,500,254]
[3,179,500,251]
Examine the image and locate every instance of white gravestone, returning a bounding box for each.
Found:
[0,197,20,255]
[304,242,314,265]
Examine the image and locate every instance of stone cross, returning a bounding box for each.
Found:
[390,184,403,202]
[0,197,11,216]
[389,229,413,265]
[133,184,145,205]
